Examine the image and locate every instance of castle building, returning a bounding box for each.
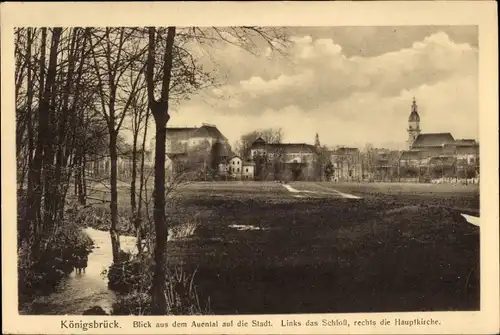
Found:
[399,98,480,181]
[149,123,231,180]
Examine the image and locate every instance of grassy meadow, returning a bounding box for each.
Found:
[84,181,480,314]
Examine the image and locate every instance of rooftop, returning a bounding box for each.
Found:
[251,141,318,154]
[164,124,228,141]
[411,133,455,148]
[455,139,478,146]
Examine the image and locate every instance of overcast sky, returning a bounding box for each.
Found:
[152,26,479,150]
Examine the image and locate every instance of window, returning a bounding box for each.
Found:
[237,168,240,172]
[245,168,248,172]
[232,161,235,165]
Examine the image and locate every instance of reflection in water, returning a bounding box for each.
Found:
[20,228,137,315]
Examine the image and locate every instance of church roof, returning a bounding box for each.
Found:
[411,133,455,148]
[408,97,420,122]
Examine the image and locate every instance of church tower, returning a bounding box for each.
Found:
[407,97,421,149]
[315,133,321,148]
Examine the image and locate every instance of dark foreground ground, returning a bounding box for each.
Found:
[156,181,480,314]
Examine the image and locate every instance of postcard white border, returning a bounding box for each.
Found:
[1,1,498,334]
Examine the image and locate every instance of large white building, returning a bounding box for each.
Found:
[149,123,231,179]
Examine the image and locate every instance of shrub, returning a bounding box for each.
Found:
[18,220,94,304]
[107,252,152,293]
[110,264,210,315]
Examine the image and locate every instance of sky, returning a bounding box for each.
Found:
[145,26,479,150]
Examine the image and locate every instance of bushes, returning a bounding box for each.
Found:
[107,215,207,316]
[78,205,136,236]
[108,253,210,315]
[18,220,94,304]
[107,252,152,293]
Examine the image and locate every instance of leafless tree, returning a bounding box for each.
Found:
[236,127,283,160]
[145,27,289,314]
[89,27,149,262]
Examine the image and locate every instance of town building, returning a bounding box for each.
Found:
[219,155,256,180]
[149,123,232,180]
[249,137,320,181]
[328,147,363,182]
[362,148,402,182]
[399,98,480,182]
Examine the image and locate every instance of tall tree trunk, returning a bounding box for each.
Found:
[147,26,176,315]
[26,28,47,243]
[81,148,87,205]
[18,28,35,243]
[136,112,150,254]
[41,28,63,235]
[130,130,138,214]
[53,28,79,213]
[109,132,121,262]
[151,115,168,314]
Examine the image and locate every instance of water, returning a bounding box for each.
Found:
[461,213,480,227]
[20,228,137,315]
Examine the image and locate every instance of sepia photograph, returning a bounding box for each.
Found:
[1,2,498,335]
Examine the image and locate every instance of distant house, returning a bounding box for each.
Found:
[250,137,320,181]
[328,147,362,182]
[242,161,256,180]
[229,156,243,175]
[367,148,402,182]
[218,155,255,180]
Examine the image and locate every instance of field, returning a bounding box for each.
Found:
[89,181,480,314]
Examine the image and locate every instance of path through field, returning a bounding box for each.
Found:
[281,183,362,199]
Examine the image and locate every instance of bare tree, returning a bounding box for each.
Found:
[127,80,150,253]
[145,26,289,314]
[236,127,283,160]
[89,27,148,262]
[146,26,176,314]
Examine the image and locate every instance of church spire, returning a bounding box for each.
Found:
[407,97,421,149]
[315,133,321,147]
[412,97,418,113]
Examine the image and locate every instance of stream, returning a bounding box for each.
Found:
[20,228,137,315]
